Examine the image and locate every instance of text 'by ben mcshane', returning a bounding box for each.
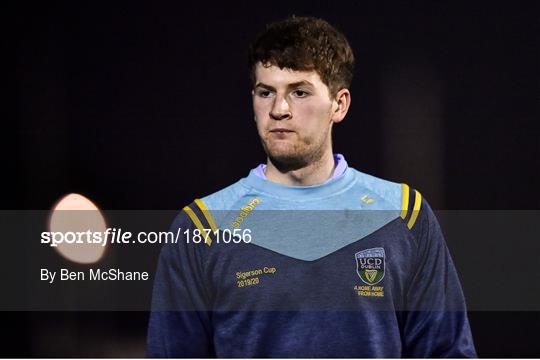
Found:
[40,268,149,283]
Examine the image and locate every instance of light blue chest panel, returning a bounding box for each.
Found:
[197,168,406,261]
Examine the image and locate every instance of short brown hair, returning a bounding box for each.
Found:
[248,16,355,97]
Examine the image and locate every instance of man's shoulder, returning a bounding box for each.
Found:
[348,167,403,210]
[169,177,251,239]
[349,167,427,230]
[198,177,252,211]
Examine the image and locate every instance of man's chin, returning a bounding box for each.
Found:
[266,152,309,172]
[261,139,311,171]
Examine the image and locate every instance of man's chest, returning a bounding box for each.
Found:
[203,219,417,312]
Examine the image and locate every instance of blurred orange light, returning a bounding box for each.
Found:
[49,193,108,264]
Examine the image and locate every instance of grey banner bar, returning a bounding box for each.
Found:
[0,210,538,311]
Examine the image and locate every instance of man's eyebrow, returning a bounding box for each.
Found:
[286,80,315,89]
[254,83,276,91]
[254,80,315,91]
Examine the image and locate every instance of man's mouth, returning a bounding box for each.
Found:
[270,128,293,133]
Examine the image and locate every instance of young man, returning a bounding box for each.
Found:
[147,17,477,357]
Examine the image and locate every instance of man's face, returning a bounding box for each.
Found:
[252,63,340,169]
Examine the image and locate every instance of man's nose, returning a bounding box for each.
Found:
[270,95,291,120]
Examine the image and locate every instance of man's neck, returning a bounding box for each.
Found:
[264,150,336,186]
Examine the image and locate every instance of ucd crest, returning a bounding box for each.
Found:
[355,247,385,285]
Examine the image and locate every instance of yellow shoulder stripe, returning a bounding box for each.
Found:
[407,190,422,229]
[182,205,212,246]
[400,183,410,219]
[194,198,218,233]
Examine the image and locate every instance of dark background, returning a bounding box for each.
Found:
[6,1,540,357]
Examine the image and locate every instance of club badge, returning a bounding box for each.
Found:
[355,247,385,285]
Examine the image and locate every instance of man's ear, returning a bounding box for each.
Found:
[332,89,351,124]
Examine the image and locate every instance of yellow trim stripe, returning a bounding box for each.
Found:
[400,184,410,219]
[407,190,422,229]
[194,199,218,233]
[183,206,212,246]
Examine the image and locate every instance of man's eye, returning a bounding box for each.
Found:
[258,90,273,98]
[293,90,309,97]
